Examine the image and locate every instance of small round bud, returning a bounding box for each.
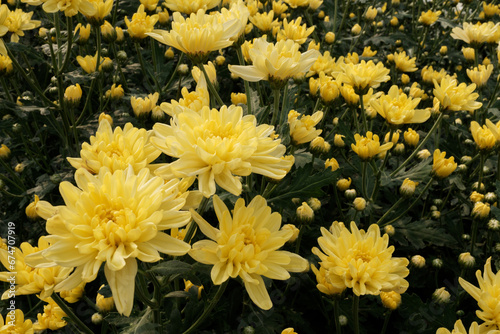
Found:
[432,287,451,304]
[0,144,10,160]
[380,291,402,310]
[99,112,113,126]
[458,252,475,268]
[165,47,175,59]
[457,164,468,173]
[495,243,500,252]
[96,285,115,312]
[431,211,441,219]
[296,202,314,223]
[456,310,465,317]
[462,234,471,241]
[332,117,339,126]
[461,156,472,164]
[485,192,497,203]
[336,178,351,191]
[439,46,448,56]
[433,199,443,206]
[417,149,431,160]
[345,189,357,200]
[472,201,490,219]
[334,134,345,147]
[455,118,462,125]
[384,225,395,236]
[281,224,300,242]
[14,163,25,173]
[401,73,410,85]
[310,137,331,155]
[325,32,335,44]
[243,326,255,334]
[339,315,348,326]
[430,206,438,212]
[351,23,362,35]
[411,255,426,268]
[353,197,366,211]
[488,219,500,230]
[25,195,40,220]
[308,198,321,211]
[325,158,339,171]
[117,50,127,63]
[472,182,485,192]
[178,64,189,75]
[400,178,418,197]
[215,55,225,66]
[432,258,443,268]
[91,313,103,325]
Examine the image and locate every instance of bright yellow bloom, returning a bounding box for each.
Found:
[433,76,482,113]
[75,22,91,44]
[42,0,96,17]
[148,9,240,63]
[105,83,124,100]
[459,257,500,332]
[288,110,323,145]
[228,37,320,87]
[76,52,111,73]
[125,4,158,40]
[0,237,73,300]
[25,194,40,219]
[370,85,428,127]
[273,0,288,15]
[364,6,377,20]
[470,191,485,203]
[470,121,496,150]
[392,51,417,72]
[467,64,494,87]
[380,291,402,310]
[163,0,219,14]
[0,54,12,75]
[67,120,160,174]
[277,17,315,45]
[404,128,419,147]
[338,60,390,94]
[421,65,449,85]
[283,0,309,8]
[152,105,294,197]
[432,149,457,178]
[161,80,210,117]
[192,61,217,85]
[231,92,247,105]
[5,8,40,43]
[462,47,475,61]
[312,221,409,296]
[130,92,160,118]
[362,46,377,57]
[418,10,441,25]
[189,195,308,310]
[64,83,82,105]
[486,118,500,143]
[85,0,113,25]
[33,298,67,331]
[483,2,500,18]
[436,320,485,334]
[451,22,500,47]
[351,131,393,161]
[25,167,192,316]
[400,178,418,197]
[249,10,280,33]
[219,0,250,43]
[0,309,34,333]
[472,201,490,219]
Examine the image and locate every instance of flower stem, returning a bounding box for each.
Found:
[51,293,94,334]
[236,47,252,115]
[198,62,224,107]
[359,94,368,133]
[352,294,360,334]
[60,16,74,74]
[390,113,444,177]
[376,197,405,225]
[182,280,228,334]
[1,77,13,102]
[362,161,368,198]
[110,42,129,91]
[478,153,485,193]
[470,218,479,256]
[164,52,184,92]
[380,311,392,334]
[270,88,281,126]
[333,297,342,334]
[184,196,209,244]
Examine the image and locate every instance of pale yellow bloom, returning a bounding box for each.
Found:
[125,4,158,40]
[163,0,219,14]
[0,309,34,333]
[5,8,40,43]
[85,0,113,25]
[486,118,500,143]
[25,167,192,316]
[338,60,390,94]
[370,85,428,127]
[228,37,320,87]
[421,65,450,85]
[189,195,308,310]
[312,222,409,296]
[418,10,441,25]
[67,119,161,174]
[96,285,115,311]
[436,320,486,334]
[160,79,210,117]
[283,0,309,8]
[148,9,240,63]
[288,110,323,144]
[277,17,315,45]
[432,149,457,178]
[130,92,160,118]
[404,128,419,147]
[470,121,496,150]
[76,52,111,73]
[351,131,393,161]
[273,0,288,15]
[433,76,482,112]
[42,0,96,17]
[152,105,294,197]
[451,21,500,46]
[249,10,280,33]
[33,298,67,331]
[467,64,494,87]
[192,61,217,85]
[392,51,418,72]
[219,0,249,42]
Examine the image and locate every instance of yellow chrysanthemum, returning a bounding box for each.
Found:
[312,221,409,296]
[5,8,40,43]
[249,10,281,33]
[421,65,450,85]
[470,121,496,150]
[42,0,96,17]
[0,309,34,334]
[433,76,482,113]
[163,0,219,14]
[124,4,158,40]
[351,131,393,161]
[459,257,500,332]
[25,167,192,316]
[432,149,457,178]
[436,320,488,334]
[288,109,323,144]
[370,85,429,127]
[147,9,241,63]
[451,21,500,47]
[276,16,315,45]
[160,79,210,117]
[467,64,494,87]
[307,51,339,77]
[85,0,113,25]
[189,195,309,310]
[311,263,344,295]
[486,118,500,143]
[151,105,294,197]
[130,92,160,118]
[392,51,418,72]
[219,0,249,43]
[33,297,67,331]
[418,10,441,25]
[338,60,390,94]
[0,237,73,301]
[228,37,320,87]
[67,120,161,174]
[283,0,309,8]
[76,52,111,73]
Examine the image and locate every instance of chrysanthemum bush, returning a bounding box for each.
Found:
[4,0,500,333]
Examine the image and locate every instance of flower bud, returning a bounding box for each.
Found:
[472,201,490,219]
[393,143,405,155]
[485,192,497,203]
[432,258,443,268]
[215,55,225,66]
[0,144,11,160]
[440,46,448,56]
[431,210,441,219]
[401,73,410,85]
[364,6,377,20]
[117,50,127,64]
[64,84,83,107]
[384,225,395,236]
[458,252,475,268]
[310,137,331,155]
[489,219,500,230]
[281,224,300,242]
[308,198,321,211]
[91,313,103,324]
[297,202,314,223]
[351,23,362,35]
[99,113,113,126]
[334,134,345,147]
[96,286,115,312]
[380,291,402,310]
[411,255,426,268]
[101,21,116,43]
[417,149,431,160]
[178,64,189,75]
[165,47,175,59]
[457,164,467,173]
[339,315,348,326]
[325,32,335,44]
[432,287,451,304]
[353,197,366,211]
[25,195,40,220]
[337,178,351,191]
[400,178,418,197]
[404,128,419,147]
[14,163,24,173]
[115,27,124,44]
[231,92,247,105]
[325,158,339,171]
[345,189,357,200]
[472,182,485,192]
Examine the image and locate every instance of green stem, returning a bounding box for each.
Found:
[60,16,74,74]
[111,42,129,91]
[470,219,479,256]
[376,197,405,225]
[294,224,304,254]
[497,151,500,181]
[236,47,252,115]
[380,311,391,334]
[164,52,184,92]
[51,293,94,334]
[270,88,281,126]
[362,161,368,198]
[334,297,342,334]
[182,280,229,334]
[198,62,224,107]
[478,153,485,193]
[183,197,209,243]
[359,93,368,132]
[390,113,444,177]
[352,294,360,334]
[1,77,13,102]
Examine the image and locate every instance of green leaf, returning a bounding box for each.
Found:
[165,291,190,298]
[392,219,457,249]
[148,260,201,285]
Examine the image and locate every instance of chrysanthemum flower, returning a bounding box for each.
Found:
[25,167,192,316]
[351,131,393,161]
[85,0,113,25]
[433,76,482,113]
[5,8,40,43]
[277,17,315,45]
[249,10,281,33]
[76,52,111,73]
[486,118,500,143]
[147,9,241,63]
[283,0,309,8]
[0,309,34,333]
[189,195,309,310]
[459,257,500,332]
[0,237,73,300]
[418,10,441,26]
[163,0,219,14]
[421,65,450,85]
[33,297,67,331]
[470,121,496,150]
[67,120,161,174]
[391,51,417,72]
[467,64,494,87]
[130,92,160,119]
[370,85,429,127]
[151,105,294,197]
[288,109,323,144]
[125,4,158,40]
[228,37,320,88]
[312,221,409,296]
[42,0,97,17]
[218,0,249,43]
[451,21,499,47]
[436,320,485,334]
[160,79,210,117]
[432,149,457,178]
[338,60,390,94]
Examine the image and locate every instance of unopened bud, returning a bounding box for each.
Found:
[353,197,366,211]
[458,252,475,268]
[411,255,425,268]
[345,189,357,200]
[432,287,451,304]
